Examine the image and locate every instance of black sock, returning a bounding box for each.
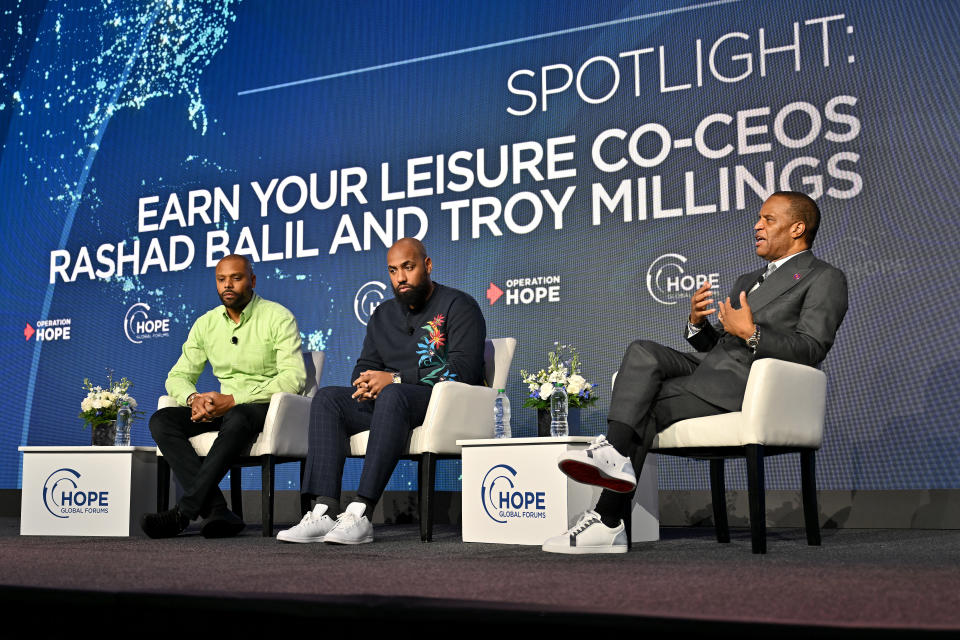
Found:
[355,495,377,518]
[595,490,630,528]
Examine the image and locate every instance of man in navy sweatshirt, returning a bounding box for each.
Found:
[278,237,487,544]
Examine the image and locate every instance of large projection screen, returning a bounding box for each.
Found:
[2,0,958,496]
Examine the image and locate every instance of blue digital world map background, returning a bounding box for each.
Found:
[2,0,958,495]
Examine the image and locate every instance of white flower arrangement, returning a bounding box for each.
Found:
[520,343,598,410]
[78,372,140,429]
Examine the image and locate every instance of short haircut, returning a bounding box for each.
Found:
[772,191,820,248]
[218,254,254,276]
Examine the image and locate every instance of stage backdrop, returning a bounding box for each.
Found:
[2,0,958,496]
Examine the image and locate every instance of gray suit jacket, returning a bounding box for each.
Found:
[684,251,848,412]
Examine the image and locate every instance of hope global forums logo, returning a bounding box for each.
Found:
[480,464,546,523]
[354,280,387,326]
[646,253,720,305]
[124,302,171,344]
[42,468,110,518]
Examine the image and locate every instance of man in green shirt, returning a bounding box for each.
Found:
[141,254,306,538]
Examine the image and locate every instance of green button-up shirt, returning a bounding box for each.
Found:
[165,293,306,405]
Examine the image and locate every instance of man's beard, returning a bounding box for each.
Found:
[219,290,252,311]
[394,281,431,309]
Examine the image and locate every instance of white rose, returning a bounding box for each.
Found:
[567,374,586,395]
[81,399,94,412]
[539,382,555,399]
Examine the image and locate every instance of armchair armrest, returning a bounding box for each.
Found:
[255,392,312,457]
[415,381,497,454]
[739,358,827,447]
[155,393,311,458]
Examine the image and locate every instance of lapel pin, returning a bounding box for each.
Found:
[793,273,801,280]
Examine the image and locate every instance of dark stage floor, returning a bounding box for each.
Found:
[1,517,959,636]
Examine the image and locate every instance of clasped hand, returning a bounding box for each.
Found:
[351,370,394,402]
[190,392,235,422]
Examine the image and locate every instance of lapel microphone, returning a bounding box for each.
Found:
[231,336,239,345]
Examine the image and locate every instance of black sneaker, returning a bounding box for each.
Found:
[200,508,245,539]
[140,505,189,538]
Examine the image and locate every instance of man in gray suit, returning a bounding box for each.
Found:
[543,191,848,554]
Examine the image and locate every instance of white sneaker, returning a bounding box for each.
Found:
[276,504,335,543]
[558,435,636,493]
[324,502,374,545]
[542,510,627,554]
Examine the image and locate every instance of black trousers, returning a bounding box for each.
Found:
[596,340,726,520]
[149,403,269,520]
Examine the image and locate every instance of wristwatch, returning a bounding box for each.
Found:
[186,392,198,406]
[391,373,402,385]
[745,325,760,354]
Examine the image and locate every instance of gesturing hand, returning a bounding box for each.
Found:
[689,281,716,326]
[717,291,756,340]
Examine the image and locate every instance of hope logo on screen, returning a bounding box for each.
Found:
[124,302,170,344]
[353,281,387,326]
[646,253,720,305]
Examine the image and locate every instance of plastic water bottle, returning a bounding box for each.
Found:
[114,402,132,446]
[493,389,511,438]
[550,385,568,437]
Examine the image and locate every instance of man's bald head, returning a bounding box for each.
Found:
[388,237,427,262]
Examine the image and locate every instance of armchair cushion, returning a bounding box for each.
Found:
[348,338,516,457]
[652,358,827,450]
[155,350,324,459]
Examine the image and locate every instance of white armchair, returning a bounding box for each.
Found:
[348,337,517,541]
[156,351,325,536]
[650,358,827,554]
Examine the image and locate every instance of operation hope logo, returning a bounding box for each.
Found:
[646,253,720,305]
[23,317,72,343]
[42,468,110,518]
[480,464,546,524]
[485,274,560,306]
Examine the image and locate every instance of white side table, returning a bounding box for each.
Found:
[458,436,659,545]
[19,446,158,536]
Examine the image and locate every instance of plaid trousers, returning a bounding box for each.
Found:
[301,383,433,502]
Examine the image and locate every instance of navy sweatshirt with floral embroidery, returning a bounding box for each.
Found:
[352,283,487,387]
